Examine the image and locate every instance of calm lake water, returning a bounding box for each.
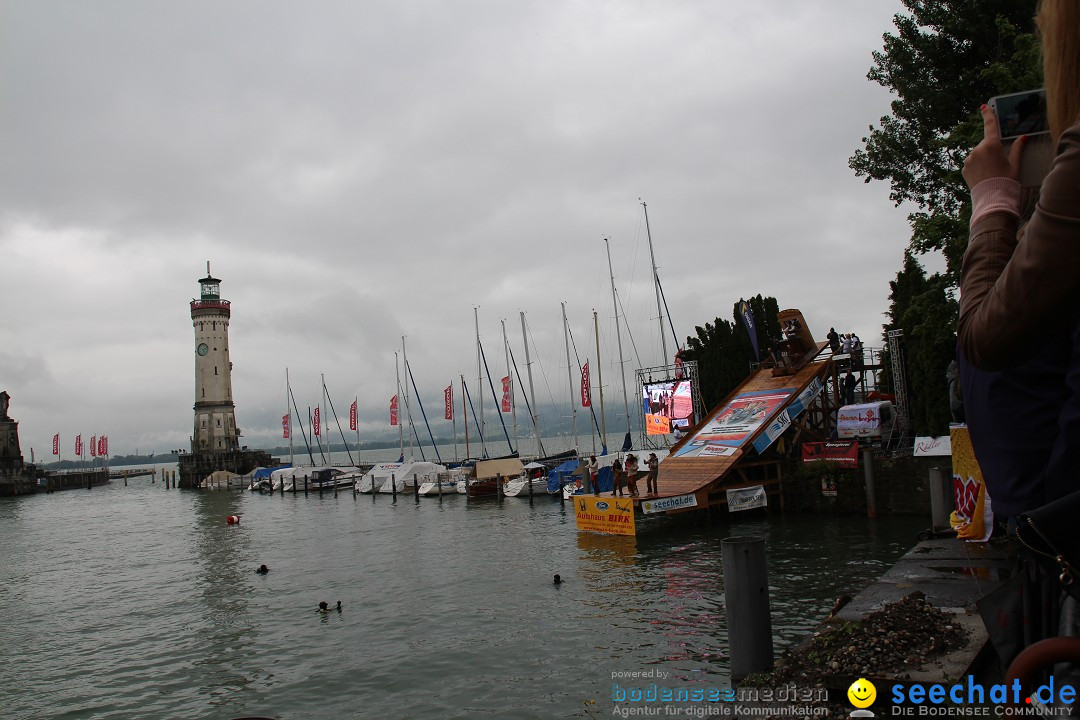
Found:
[0,475,923,720]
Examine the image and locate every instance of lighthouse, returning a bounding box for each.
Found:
[179,264,273,488]
[190,263,240,452]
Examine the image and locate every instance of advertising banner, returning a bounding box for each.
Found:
[501,376,511,413]
[641,493,699,514]
[740,300,760,361]
[390,395,398,426]
[282,414,290,439]
[75,434,82,456]
[914,435,952,456]
[674,389,792,458]
[726,485,767,512]
[52,433,59,456]
[313,407,321,436]
[950,425,992,541]
[349,400,357,431]
[581,362,591,407]
[800,440,858,466]
[444,385,453,420]
[645,413,671,435]
[573,495,635,535]
[90,435,97,457]
[837,402,894,439]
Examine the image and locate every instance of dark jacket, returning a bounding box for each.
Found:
[957,122,1080,515]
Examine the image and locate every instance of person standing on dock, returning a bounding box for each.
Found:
[645,453,659,495]
[624,454,640,497]
[611,457,624,497]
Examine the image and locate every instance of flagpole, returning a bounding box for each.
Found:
[451,385,458,464]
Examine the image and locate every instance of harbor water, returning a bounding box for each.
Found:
[0,476,923,719]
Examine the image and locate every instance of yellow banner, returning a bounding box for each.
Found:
[950,425,991,541]
[645,413,671,435]
[573,495,636,535]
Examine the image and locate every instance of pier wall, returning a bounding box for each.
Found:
[781,453,938,515]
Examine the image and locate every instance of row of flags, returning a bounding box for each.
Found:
[282,400,361,439]
[52,433,108,457]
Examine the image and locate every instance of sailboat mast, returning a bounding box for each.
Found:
[286,367,294,466]
[642,201,670,366]
[501,319,519,457]
[461,374,469,461]
[605,238,632,437]
[395,351,404,461]
[520,310,543,458]
[474,307,486,458]
[562,301,579,453]
[402,336,415,461]
[594,309,607,454]
[321,373,328,463]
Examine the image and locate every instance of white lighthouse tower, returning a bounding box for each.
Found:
[190,263,240,452]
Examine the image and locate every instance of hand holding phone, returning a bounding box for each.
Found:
[964,90,1051,189]
[988,89,1052,187]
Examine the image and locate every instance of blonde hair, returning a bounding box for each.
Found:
[1038,0,1080,139]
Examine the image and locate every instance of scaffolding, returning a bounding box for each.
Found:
[635,360,705,450]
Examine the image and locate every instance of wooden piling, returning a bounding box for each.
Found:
[391,474,397,499]
[413,473,419,501]
[722,536,774,679]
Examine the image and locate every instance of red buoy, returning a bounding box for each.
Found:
[227,515,240,525]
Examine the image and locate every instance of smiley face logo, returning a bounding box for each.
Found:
[847,678,876,708]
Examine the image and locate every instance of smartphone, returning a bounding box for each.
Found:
[988,89,1052,187]
[988,89,1048,139]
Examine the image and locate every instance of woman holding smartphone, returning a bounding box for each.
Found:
[958,0,1080,674]
[959,0,1080,512]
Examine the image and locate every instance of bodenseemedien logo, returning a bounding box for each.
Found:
[849,677,877,718]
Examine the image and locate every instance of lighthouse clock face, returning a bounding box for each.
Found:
[197,342,209,356]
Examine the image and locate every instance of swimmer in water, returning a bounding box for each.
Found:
[255,565,269,574]
[553,574,562,585]
[318,601,342,613]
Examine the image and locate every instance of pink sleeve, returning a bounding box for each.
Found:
[969,177,1021,226]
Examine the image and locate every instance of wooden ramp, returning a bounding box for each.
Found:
[636,344,833,516]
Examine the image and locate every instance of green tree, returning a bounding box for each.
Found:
[850,0,1039,437]
[884,252,958,435]
[682,295,781,410]
[850,0,1040,281]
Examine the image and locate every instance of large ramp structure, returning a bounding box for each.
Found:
[639,343,834,517]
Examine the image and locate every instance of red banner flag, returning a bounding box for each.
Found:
[501,376,511,413]
[75,434,83,456]
[90,435,97,457]
[52,433,59,456]
[444,385,453,420]
[313,407,321,437]
[282,414,290,439]
[349,400,358,432]
[390,395,399,426]
[102,436,108,456]
[98,436,106,456]
[580,362,591,407]
[800,440,859,466]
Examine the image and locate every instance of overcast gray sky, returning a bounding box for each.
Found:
[0,0,921,460]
